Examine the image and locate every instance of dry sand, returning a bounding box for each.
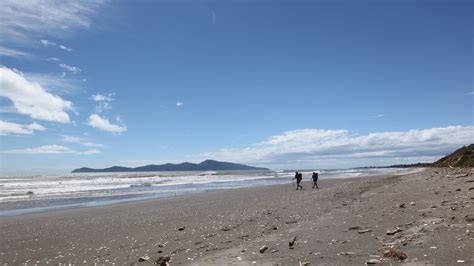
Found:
[1,168,473,265]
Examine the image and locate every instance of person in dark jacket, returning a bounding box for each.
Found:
[294,171,303,190]
[312,172,319,189]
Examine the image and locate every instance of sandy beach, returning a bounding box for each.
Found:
[1,168,473,265]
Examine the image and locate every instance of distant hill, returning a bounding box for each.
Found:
[432,144,474,167]
[72,160,269,173]
[384,144,474,168]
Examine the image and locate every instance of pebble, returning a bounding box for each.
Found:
[259,245,268,253]
[366,259,381,264]
[289,236,297,248]
[358,229,372,234]
[339,251,355,255]
[386,227,403,235]
[156,255,171,266]
[138,256,150,262]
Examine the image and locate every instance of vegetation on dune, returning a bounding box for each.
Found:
[432,144,474,167]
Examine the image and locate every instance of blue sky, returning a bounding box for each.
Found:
[0,0,473,173]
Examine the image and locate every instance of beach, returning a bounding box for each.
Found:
[1,168,473,265]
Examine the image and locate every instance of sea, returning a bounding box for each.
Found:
[0,168,408,216]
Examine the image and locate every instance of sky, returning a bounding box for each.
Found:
[0,0,473,173]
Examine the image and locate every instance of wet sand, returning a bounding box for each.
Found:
[1,168,473,265]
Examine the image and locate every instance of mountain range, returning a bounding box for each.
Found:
[72,160,269,173]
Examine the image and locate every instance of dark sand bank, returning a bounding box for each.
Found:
[1,168,473,265]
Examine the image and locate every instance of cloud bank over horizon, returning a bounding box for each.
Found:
[197,126,474,168]
[4,144,100,155]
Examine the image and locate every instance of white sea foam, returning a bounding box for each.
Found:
[0,171,278,202]
[0,168,409,206]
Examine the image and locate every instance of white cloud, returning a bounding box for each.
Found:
[466,91,474,95]
[59,45,73,52]
[87,114,127,134]
[40,39,57,47]
[59,63,81,74]
[261,129,347,146]
[90,93,114,113]
[5,145,74,154]
[95,102,112,113]
[61,134,82,143]
[0,66,73,123]
[374,114,385,118]
[47,57,61,62]
[23,72,80,94]
[40,40,73,52]
[80,149,101,155]
[0,46,32,59]
[4,144,100,155]
[60,134,103,147]
[0,1,106,44]
[91,93,114,102]
[0,120,46,135]
[197,126,474,167]
[176,102,184,107]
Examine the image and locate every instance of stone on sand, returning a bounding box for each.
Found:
[155,255,171,266]
[289,236,297,248]
[138,256,150,262]
[386,227,403,235]
[366,259,381,264]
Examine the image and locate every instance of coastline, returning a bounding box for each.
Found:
[1,168,473,265]
[0,168,407,217]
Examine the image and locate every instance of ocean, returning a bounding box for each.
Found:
[0,168,407,216]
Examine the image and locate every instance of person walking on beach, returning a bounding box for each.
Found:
[294,171,303,190]
[312,171,319,189]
